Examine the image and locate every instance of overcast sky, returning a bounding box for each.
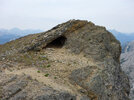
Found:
[0,0,134,33]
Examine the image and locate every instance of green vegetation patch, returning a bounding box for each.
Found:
[44,73,49,77]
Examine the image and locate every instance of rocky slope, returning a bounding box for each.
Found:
[0,20,130,100]
[121,41,134,100]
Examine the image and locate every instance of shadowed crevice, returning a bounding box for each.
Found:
[45,36,67,48]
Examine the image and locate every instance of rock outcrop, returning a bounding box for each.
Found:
[0,20,130,100]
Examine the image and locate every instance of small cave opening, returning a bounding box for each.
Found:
[45,36,67,48]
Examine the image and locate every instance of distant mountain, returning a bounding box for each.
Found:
[121,41,134,100]
[0,28,43,44]
[121,41,134,53]
[109,30,134,44]
[110,30,134,99]
[0,34,20,44]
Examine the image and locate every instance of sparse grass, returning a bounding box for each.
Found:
[73,61,77,64]
[46,64,51,68]
[39,64,51,68]
[44,73,49,77]
[5,51,51,67]
[67,63,71,66]
[37,71,40,73]
[38,56,49,61]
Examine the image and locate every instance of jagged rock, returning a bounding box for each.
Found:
[0,20,130,100]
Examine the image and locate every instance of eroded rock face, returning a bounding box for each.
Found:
[0,20,130,100]
[70,59,130,100]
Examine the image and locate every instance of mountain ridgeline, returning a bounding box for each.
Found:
[109,30,134,44]
[0,28,43,44]
[1,28,134,46]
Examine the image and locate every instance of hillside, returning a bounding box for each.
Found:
[121,41,134,100]
[0,20,130,100]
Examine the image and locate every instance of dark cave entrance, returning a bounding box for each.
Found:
[45,36,67,48]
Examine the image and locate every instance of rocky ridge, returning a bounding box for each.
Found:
[0,20,130,100]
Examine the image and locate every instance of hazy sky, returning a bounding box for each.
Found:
[0,0,134,33]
